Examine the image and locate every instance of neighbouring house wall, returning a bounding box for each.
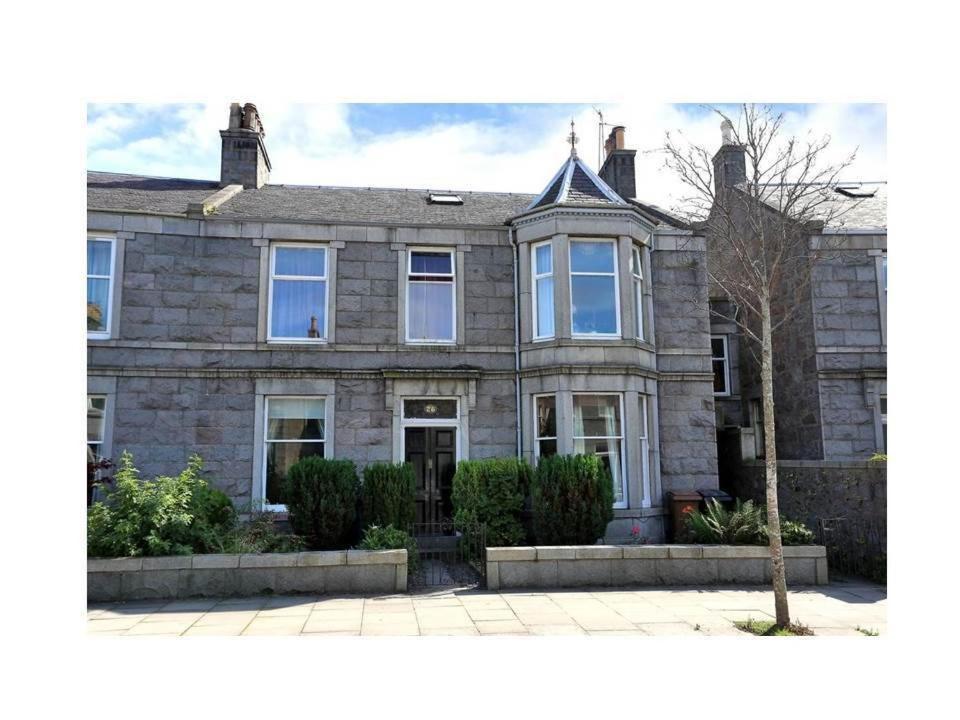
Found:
[812,240,887,460]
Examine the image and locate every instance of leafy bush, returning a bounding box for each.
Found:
[530,454,614,545]
[357,524,419,573]
[684,498,817,546]
[212,509,306,554]
[87,452,236,557]
[452,457,528,546]
[283,457,359,550]
[361,462,416,530]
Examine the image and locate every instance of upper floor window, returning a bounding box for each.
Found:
[631,245,645,341]
[268,244,328,342]
[573,393,626,508]
[533,394,557,460]
[569,240,620,337]
[87,236,116,339]
[263,397,326,510]
[407,249,455,343]
[87,395,106,464]
[532,242,555,340]
[711,335,730,396]
[882,253,887,294]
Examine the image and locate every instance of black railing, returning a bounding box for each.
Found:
[408,519,486,588]
[818,516,886,584]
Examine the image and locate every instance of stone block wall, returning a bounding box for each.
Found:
[462,244,516,347]
[652,240,720,494]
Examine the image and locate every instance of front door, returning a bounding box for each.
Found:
[405,426,457,525]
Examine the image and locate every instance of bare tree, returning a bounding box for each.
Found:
[663,104,857,628]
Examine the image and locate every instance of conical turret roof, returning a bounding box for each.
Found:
[526,154,627,211]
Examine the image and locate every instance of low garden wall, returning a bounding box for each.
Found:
[88,549,407,602]
[486,545,828,590]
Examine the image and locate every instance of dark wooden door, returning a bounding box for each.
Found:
[405,427,457,525]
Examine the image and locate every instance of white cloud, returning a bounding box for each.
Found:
[87,102,886,209]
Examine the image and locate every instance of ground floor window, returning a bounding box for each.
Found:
[751,398,765,458]
[87,395,106,463]
[880,394,887,452]
[573,394,626,508]
[533,394,557,459]
[264,397,326,510]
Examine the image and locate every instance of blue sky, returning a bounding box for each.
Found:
[87,103,886,207]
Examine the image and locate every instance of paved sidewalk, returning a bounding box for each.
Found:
[87,580,886,637]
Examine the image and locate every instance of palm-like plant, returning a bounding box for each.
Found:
[685,498,766,545]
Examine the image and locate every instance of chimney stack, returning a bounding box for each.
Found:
[712,119,746,194]
[219,102,271,189]
[598,125,636,201]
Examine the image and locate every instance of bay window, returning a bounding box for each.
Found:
[533,394,557,460]
[407,249,455,343]
[87,236,116,338]
[569,240,620,337]
[532,242,555,339]
[573,394,626,507]
[263,397,327,510]
[268,244,328,341]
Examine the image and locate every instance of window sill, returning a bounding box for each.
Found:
[87,333,112,341]
[405,340,457,346]
[266,339,328,345]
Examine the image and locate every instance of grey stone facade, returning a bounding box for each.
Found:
[87,106,722,542]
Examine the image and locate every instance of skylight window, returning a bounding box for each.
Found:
[428,193,463,205]
[835,185,877,198]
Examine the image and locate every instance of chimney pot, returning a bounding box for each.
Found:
[599,125,636,200]
[228,103,242,130]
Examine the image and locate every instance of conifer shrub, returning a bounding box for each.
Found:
[451,457,528,546]
[530,454,614,545]
[283,457,359,550]
[361,462,416,530]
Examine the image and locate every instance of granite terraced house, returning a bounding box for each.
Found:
[87,102,723,542]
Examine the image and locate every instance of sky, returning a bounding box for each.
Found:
[87,103,886,210]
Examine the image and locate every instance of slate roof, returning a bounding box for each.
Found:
[87,172,219,215]
[527,155,627,210]
[87,171,535,227]
[747,181,887,231]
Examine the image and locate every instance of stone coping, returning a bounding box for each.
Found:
[88,549,405,573]
[486,545,826,562]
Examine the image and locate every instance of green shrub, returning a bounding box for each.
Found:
[211,509,306,554]
[451,457,528,546]
[530,455,614,545]
[87,451,236,557]
[283,457,359,549]
[357,524,419,573]
[684,498,817,546]
[361,462,416,530]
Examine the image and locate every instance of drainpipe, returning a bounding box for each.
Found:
[510,226,522,459]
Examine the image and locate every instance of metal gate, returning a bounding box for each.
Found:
[408,520,486,589]
[818,517,887,584]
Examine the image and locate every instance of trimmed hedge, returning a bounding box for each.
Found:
[283,457,359,550]
[361,462,416,530]
[531,454,614,545]
[451,458,528,546]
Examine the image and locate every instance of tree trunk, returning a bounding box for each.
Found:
[761,297,790,627]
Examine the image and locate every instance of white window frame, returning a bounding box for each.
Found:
[87,394,107,462]
[405,248,456,344]
[267,242,329,343]
[531,241,555,341]
[711,335,731,397]
[568,238,621,339]
[572,392,627,509]
[638,394,650,508]
[532,393,557,463]
[87,234,116,340]
[399,396,462,468]
[262,395,328,512]
[631,245,645,341]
